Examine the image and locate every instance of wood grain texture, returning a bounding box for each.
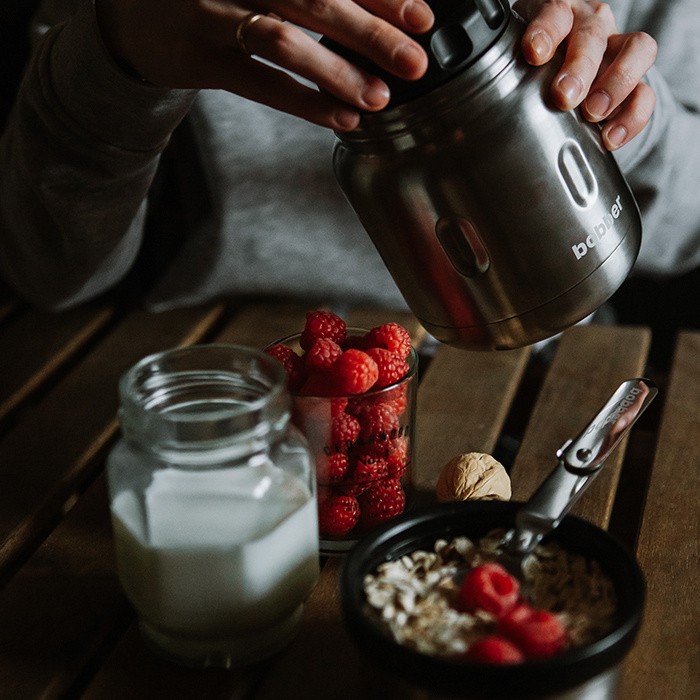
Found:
[510,324,651,529]
[0,476,131,700]
[252,340,531,700]
[0,304,115,424]
[4,298,699,700]
[78,303,426,700]
[253,558,399,700]
[214,300,312,348]
[0,305,225,581]
[619,331,700,699]
[414,344,530,495]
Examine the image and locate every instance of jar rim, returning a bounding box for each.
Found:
[119,343,287,418]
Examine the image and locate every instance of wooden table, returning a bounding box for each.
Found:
[0,287,697,699]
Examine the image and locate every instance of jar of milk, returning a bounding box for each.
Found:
[106,344,320,668]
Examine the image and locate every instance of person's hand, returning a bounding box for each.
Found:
[513,0,657,150]
[95,0,434,131]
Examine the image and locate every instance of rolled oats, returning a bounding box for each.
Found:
[362,530,617,659]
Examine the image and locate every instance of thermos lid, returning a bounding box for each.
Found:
[321,0,511,108]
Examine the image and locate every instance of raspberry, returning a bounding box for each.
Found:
[316,452,348,484]
[330,397,349,417]
[352,455,389,486]
[300,310,347,350]
[463,636,525,665]
[381,386,408,415]
[317,493,360,536]
[499,604,568,660]
[365,347,409,389]
[385,438,408,475]
[357,403,400,443]
[364,323,412,358]
[358,477,406,530]
[349,386,407,416]
[333,349,379,394]
[305,338,342,374]
[331,412,361,452]
[455,563,520,619]
[264,344,305,391]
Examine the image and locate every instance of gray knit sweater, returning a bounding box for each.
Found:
[1,0,699,311]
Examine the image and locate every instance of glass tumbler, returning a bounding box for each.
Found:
[270,331,418,556]
[106,344,320,668]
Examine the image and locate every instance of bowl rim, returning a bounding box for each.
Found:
[340,500,645,697]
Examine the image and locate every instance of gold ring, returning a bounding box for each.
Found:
[234,12,264,56]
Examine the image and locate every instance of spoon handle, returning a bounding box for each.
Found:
[503,378,657,558]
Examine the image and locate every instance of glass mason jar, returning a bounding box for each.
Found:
[106,344,319,669]
[269,331,418,556]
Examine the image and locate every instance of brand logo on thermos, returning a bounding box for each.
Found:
[572,195,624,260]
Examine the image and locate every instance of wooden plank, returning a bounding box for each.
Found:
[76,301,337,698]
[251,342,531,700]
[79,623,262,700]
[80,304,523,700]
[0,475,132,700]
[414,343,531,496]
[0,304,226,583]
[619,331,700,699]
[2,470,257,700]
[214,300,315,348]
[509,324,651,529]
[0,304,115,424]
[212,301,427,352]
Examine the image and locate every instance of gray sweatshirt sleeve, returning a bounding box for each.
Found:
[0,0,196,310]
[612,65,700,279]
[1,0,699,311]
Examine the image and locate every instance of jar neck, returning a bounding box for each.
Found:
[118,345,290,466]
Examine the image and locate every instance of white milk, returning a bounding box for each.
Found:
[111,462,319,663]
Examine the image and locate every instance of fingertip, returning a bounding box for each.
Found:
[332,108,361,131]
[552,73,585,111]
[602,123,628,150]
[583,90,612,121]
[361,78,391,110]
[402,0,434,33]
[523,30,553,65]
[393,42,428,80]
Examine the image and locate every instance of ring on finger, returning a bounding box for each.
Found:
[234,12,264,56]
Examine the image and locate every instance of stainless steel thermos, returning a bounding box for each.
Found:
[328,0,642,350]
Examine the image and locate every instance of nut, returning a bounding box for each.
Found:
[435,452,511,502]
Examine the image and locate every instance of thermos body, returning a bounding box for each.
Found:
[332,11,641,350]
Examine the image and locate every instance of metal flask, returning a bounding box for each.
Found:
[328,0,642,350]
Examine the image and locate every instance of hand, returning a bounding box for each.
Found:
[513,0,657,150]
[95,0,434,131]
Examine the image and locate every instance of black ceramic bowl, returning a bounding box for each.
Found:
[340,501,645,699]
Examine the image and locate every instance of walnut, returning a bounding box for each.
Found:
[435,452,511,502]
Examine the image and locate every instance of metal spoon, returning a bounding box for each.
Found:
[497,377,657,586]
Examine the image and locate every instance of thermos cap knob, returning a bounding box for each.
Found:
[321,0,511,108]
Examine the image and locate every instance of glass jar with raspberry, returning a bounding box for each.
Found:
[265,311,419,556]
